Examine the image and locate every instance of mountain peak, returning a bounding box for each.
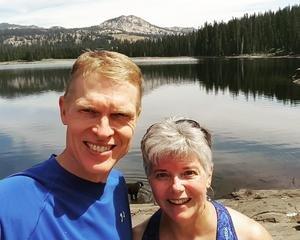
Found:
[98,15,178,35]
[0,15,195,47]
[101,15,152,26]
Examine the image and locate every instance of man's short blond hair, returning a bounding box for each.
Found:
[64,50,144,109]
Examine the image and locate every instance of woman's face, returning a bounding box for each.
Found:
[148,154,212,223]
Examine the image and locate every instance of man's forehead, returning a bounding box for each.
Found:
[78,73,138,91]
[73,83,137,111]
[77,92,135,106]
[67,73,141,110]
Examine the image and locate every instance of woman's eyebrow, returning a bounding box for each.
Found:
[153,169,167,172]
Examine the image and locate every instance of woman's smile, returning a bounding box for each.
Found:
[168,198,192,205]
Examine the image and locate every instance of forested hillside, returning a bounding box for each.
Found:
[119,5,299,57]
[0,5,298,61]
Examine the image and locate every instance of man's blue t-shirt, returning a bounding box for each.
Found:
[0,154,132,240]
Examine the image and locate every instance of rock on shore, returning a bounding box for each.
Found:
[130,189,300,240]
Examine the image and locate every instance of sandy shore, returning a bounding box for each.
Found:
[1,55,299,70]
[130,189,300,240]
[132,56,199,65]
[0,57,199,70]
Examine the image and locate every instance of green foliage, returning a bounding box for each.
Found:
[0,5,299,61]
[118,5,299,57]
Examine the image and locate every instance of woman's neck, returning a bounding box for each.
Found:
[159,201,217,240]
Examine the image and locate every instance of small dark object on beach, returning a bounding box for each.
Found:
[127,181,144,201]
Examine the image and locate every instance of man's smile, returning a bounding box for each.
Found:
[85,141,115,153]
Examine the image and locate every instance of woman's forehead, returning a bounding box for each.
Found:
[155,153,201,166]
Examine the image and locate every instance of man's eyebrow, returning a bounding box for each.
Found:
[113,107,136,115]
[75,97,88,104]
[75,102,93,108]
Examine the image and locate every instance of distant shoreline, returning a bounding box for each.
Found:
[0,55,299,70]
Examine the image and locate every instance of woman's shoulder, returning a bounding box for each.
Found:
[132,218,151,240]
[226,206,273,240]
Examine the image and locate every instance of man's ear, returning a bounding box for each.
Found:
[59,96,68,125]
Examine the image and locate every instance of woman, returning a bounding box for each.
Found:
[133,117,272,240]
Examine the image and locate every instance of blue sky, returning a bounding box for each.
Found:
[0,0,299,28]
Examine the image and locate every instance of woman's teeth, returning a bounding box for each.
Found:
[168,198,191,205]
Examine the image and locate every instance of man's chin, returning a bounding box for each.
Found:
[90,159,118,174]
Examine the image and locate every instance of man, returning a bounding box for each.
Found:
[0,50,143,239]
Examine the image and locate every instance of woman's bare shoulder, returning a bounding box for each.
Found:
[227,207,273,240]
[132,218,151,240]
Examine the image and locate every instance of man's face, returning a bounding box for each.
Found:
[59,72,140,182]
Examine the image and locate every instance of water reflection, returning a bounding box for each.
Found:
[0,68,70,98]
[0,58,299,200]
[195,58,300,105]
[1,58,299,104]
[141,58,300,104]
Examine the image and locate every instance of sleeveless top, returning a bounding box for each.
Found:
[142,200,238,240]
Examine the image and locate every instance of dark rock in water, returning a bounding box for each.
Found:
[293,79,300,85]
[292,68,300,85]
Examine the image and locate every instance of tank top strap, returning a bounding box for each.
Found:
[142,202,238,240]
[212,200,238,240]
[142,209,161,240]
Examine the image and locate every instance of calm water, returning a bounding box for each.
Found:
[0,58,299,201]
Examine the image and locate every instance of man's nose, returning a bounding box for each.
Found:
[171,176,185,192]
[92,116,114,137]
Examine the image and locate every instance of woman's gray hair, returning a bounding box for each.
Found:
[141,117,213,176]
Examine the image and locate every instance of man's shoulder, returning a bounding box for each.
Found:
[0,174,35,192]
[0,174,48,206]
[0,174,48,221]
[0,157,54,203]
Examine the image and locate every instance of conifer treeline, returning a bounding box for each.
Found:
[118,5,299,57]
[0,5,299,61]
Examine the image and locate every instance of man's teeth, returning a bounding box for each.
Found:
[168,198,190,205]
[87,143,111,153]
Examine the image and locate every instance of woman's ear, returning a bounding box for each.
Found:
[206,166,213,188]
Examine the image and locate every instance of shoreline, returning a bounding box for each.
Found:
[130,189,300,240]
[0,54,299,70]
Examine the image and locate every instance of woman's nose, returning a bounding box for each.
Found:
[92,116,114,137]
[171,176,185,192]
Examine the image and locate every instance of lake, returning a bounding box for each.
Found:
[0,57,299,201]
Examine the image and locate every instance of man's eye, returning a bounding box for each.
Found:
[80,109,97,114]
[111,113,130,119]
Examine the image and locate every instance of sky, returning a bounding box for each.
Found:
[0,0,299,29]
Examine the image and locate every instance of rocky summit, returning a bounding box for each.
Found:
[0,15,195,47]
[98,15,180,35]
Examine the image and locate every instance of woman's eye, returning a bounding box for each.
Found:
[182,170,198,178]
[155,172,170,180]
